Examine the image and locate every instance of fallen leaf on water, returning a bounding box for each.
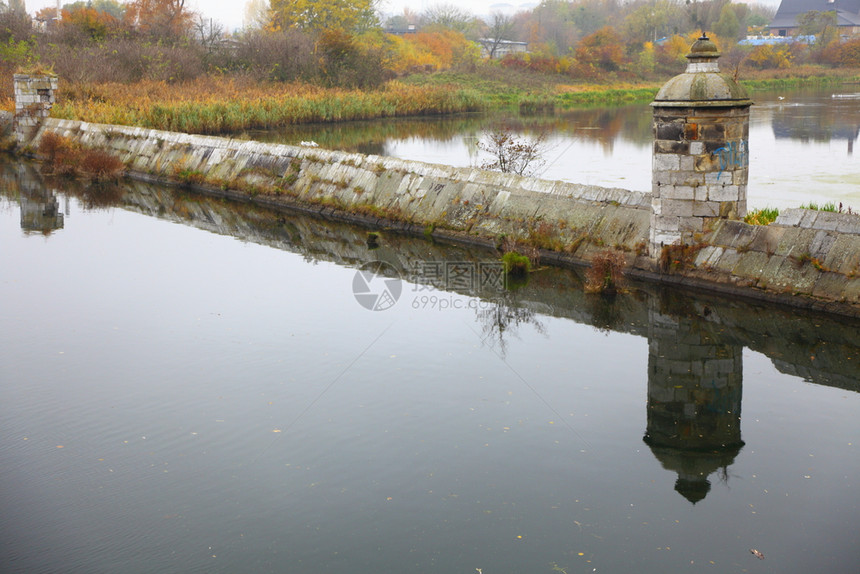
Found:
[750,549,764,560]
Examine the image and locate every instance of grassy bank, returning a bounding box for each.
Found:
[3,66,859,135]
[41,78,484,135]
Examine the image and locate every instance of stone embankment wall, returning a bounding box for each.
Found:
[4,112,860,317]
[32,117,652,261]
[674,210,860,311]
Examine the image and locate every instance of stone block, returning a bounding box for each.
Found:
[809,230,836,260]
[704,171,734,185]
[708,185,740,201]
[695,245,724,268]
[813,212,839,231]
[653,215,680,231]
[677,156,695,172]
[712,247,742,273]
[654,153,680,171]
[692,201,720,217]
[732,251,770,280]
[651,230,682,249]
[678,216,704,232]
[748,225,784,254]
[689,141,704,155]
[776,227,815,258]
[661,185,695,200]
[662,199,694,217]
[652,171,674,187]
[655,140,690,154]
[799,210,818,228]
[836,216,860,235]
[775,208,804,227]
[656,122,684,141]
[822,235,860,275]
[812,272,851,301]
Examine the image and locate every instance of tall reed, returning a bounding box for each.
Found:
[50,78,483,134]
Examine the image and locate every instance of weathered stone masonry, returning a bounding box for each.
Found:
[13,74,58,145]
[650,36,751,256]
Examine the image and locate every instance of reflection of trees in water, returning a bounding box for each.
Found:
[475,290,547,357]
[238,104,655,155]
[771,95,860,146]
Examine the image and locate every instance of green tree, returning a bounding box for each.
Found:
[713,3,740,41]
[797,10,837,40]
[270,0,378,34]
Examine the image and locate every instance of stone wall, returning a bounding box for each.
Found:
[33,117,652,261]
[664,209,860,313]
[21,116,860,317]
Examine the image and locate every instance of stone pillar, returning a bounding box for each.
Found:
[13,74,59,146]
[644,298,744,504]
[649,35,752,258]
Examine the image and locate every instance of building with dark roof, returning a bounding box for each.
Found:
[768,0,860,36]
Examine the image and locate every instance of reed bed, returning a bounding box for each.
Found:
[48,77,483,134]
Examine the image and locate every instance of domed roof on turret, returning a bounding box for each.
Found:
[653,34,752,107]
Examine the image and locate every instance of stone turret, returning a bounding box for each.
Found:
[650,35,752,259]
[13,74,58,146]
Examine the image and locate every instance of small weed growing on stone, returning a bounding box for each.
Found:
[585,250,627,294]
[502,251,531,277]
[744,207,779,225]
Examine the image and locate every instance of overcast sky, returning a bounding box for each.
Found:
[23,0,780,31]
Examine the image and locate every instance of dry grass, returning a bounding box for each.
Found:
[30,77,482,134]
[37,131,124,179]
[585,249,627,294]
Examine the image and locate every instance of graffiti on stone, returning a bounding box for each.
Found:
[713,140,747,179]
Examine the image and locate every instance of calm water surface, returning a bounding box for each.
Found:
[248,86,860,210]
[1,162,859,574]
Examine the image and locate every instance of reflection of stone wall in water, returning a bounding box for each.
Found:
[644,302,744,504]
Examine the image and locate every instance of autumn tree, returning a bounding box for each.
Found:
[59,5,122,41]
[270,0,378,34]
[574,25,627,73]
[64,0,126,20]
[124,0,194,42]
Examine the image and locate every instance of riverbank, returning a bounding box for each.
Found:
[3,69,858,136]
[8,113,860,319]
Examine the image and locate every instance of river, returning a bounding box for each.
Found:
[1,161,858,574]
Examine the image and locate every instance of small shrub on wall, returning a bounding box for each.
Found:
[37,132,124,180]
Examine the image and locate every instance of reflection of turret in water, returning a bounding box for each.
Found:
[16,164,64,235]
[644,301,744,504]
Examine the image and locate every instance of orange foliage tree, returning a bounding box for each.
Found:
[387,30,479,72]
[574,26,627,74]
[60,6,121,41]
[123,0,193,41]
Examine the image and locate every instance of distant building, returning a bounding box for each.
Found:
[478,38,528,59]
[768,0,860,36]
